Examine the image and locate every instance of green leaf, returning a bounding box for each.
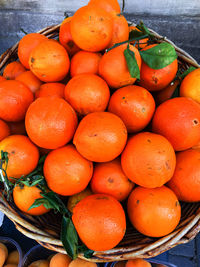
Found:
[140,42,178,69]
[129,29,146,40]
[136,21,151,36]
[124,45,140,79]
[61,216,78,260]
[28,197,53,210]
[180,66,197,79]
[78,244,94,259]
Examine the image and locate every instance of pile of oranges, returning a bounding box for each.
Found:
[1,0,200,259]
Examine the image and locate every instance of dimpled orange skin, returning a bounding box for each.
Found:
[0,76,6,82]
[73,112,127,162]
[0,135,39,179]
[49,253,71,267]
[64,74,110,116]
[16,70,43,94]
[0,80,34,122]
[152,97,200,151]
[127,186,181,237]
[99,44,142,88]
[180,68,200,103]
[90,158,134,201]
[43,145,93,196]
[59,18,80,57]
[0,120,10,141]
[108,12,129,48]
[18,33,48,69]
[125,259,152,267]
[139,44,178,91]
[3,61,26,80]
[167,149,200,202]
[88,0,121,13]
[25,97,78,149]
[29,40,70,82]
[35,83,65,99]
[70,5,113,52]
[70,51,102,77]
[72,194,126,251]
[108,85,155,133]
[13,185,49,215]
[121,132,176,188]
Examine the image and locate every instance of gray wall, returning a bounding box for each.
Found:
[0,0,200,62]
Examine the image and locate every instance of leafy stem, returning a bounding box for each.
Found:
[0,151,13,200]
[106,34,149,53]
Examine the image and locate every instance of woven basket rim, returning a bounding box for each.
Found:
[0,22,200,262]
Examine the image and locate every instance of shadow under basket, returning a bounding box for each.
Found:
[0,22,200,263]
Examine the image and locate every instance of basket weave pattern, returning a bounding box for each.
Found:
[0,23,200,262]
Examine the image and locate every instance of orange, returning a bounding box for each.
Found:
[0,135,39,179]
[43,145,93,196]
[28,260,49,267]
[61,16,72,26]
[6,250,19,265]
[59,17,80,57]
[0,80,34,122]
[25,97,77,149]
[64,74,110,115]
[70,51,102,77]
[139,44,178,91]
[69,258,97,266]
[49,253,71,267]
[0,76,6,82]
[13,184,49,215]
[18,33,48,69]
[72,194,126,251]
[152,97,200,151]
[0,242,8,267]
[3,61,26,80]
[88,0,121,13]
[29,40,70,82]
[108,12,129,48]
[180,67,200,103]
[0,120,10,141]
[70,5,113,52]
[126,259,152,267]
[16,70,42,93]
[99,43,142,88]
[90,158,134,201]
[121,132,176,188]
[129,26,149,49]
[73,112,127,162]
[168,148,200,202]
[7,121,26,135]
[108,85,155,133]
[35,83,65,99]
[67,187,93,212]
[127,186,181,237]
[154,79,180,105]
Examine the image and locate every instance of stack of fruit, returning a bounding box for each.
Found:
[0,242,20,267]
[28,252,98,267]
[0,0,200,261]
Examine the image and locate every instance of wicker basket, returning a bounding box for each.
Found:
[0,22,200,263]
